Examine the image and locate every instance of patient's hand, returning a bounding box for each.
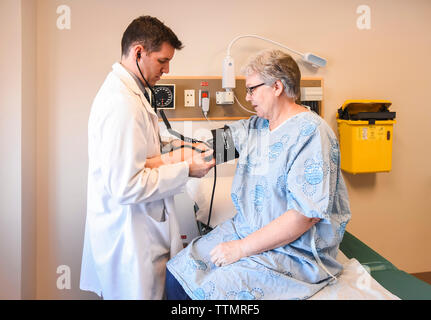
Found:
[210,240,245,267]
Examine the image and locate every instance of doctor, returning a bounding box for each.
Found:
[80,15,215,299]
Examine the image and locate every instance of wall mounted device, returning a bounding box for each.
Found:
[216,91,234,105]
[153,84,176,109]
[156,76,324,120]
[300,87,323,101]
[222,34,327,90]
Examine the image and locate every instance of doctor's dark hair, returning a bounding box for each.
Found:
[121,15,183,57]
[241,49,301,100]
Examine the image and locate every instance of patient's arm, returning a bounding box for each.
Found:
[210,210,320,266]
[243,210,320,255]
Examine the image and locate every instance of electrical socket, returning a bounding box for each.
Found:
[184,89,195,107]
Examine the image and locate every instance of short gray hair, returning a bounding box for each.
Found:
[241,49,301,100]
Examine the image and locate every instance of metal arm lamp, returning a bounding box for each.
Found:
[222,34,327,90]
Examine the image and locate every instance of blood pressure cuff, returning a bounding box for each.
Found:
[210,125,239,165]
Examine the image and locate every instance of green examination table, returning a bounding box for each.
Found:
[339,231,431,300]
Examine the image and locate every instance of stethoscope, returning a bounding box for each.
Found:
[135,53,216,233]
[135,54,210,149]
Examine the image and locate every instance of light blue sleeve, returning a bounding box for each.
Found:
[226,116,255,154]
[286,127,339,224]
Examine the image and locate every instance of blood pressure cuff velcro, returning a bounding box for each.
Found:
[210,125,239,165]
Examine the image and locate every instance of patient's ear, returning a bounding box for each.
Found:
[273,80,284,97]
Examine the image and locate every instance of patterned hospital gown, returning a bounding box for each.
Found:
[167,111,351,300]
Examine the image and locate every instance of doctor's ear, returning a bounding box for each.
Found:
[133,45,145,60]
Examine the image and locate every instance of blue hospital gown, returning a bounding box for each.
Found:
[167,111,351,300]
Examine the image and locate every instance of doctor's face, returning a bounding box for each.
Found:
[138,42,175,86]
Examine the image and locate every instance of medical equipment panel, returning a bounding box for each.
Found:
[156,76,323,120]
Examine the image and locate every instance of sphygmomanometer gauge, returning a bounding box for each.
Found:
[154,84,175,109]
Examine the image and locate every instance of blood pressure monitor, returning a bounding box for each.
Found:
[154,84,175,109]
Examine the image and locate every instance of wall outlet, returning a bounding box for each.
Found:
[184,89,195,107]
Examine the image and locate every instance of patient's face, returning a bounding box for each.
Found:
[245,73,274,120]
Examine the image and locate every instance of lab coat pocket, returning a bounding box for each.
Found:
[145,205,171,259]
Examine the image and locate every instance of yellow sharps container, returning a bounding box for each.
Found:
[336,100,396,174]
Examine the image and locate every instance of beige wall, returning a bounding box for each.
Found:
[0,0,22,299]
[1,0,429,299]
[0,0,37,299]
[21,0,37,300]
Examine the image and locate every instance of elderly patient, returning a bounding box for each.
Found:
[166,49,351,300]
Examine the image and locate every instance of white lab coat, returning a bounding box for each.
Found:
[80,62,187,299]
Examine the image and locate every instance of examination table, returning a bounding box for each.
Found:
[339,231,431,300]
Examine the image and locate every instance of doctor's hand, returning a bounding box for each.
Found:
[210,240,246,267]
[157,142,208,164]
[187,147,215,178]
[145,143,214,173]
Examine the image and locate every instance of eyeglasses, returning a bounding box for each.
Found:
[245,83,265,96]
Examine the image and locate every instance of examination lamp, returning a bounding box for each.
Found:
[222,34,327,90]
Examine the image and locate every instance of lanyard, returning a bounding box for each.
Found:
[310,225,338,284]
